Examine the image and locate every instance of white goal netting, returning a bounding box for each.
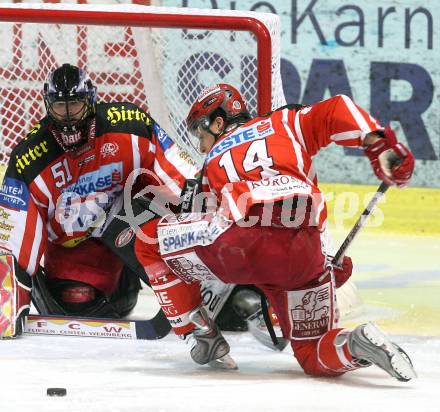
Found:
[0,2,286,166]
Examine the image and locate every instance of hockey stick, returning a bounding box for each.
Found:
[332,182,389,266]
[246,310,289,352]
[24,309,171,340]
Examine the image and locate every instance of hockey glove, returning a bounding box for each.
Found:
[364,127,415,188]
[0,252,31,339]
[332,255,353,288]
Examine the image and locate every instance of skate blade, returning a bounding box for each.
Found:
[364,323,417,382]
[208,354,238,370]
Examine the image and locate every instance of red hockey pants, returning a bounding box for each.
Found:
[135,215,360,377]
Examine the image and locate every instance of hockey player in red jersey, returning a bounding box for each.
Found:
[0,63,197,338]
[135,84,417,380]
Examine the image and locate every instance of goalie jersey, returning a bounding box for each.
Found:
[0,102,197,276]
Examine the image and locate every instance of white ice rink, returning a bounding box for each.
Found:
[1,332,439,412]
[1,232,439,412]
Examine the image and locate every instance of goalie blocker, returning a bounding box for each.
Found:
[0,250,31,339]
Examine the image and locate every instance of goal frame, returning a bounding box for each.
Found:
[0,6,273,116]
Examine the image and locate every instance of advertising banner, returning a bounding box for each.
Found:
[165,0,439,187]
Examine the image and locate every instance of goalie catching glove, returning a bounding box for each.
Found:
[0,251,31,339]
[364,126,415,188]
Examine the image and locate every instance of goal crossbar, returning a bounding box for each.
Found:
[0,6,272,115]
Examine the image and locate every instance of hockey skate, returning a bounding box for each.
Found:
[188,306,237,370]
[348,322,417,382]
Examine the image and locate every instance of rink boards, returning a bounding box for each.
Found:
[321,183,439,336]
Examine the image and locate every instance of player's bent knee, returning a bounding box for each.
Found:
[282,277,357,377]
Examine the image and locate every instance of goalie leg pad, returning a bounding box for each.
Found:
[108,266,141,318]
[40,239,142,318]
[32,265,141,318]
[45,239,124,295]
[0,253,31,339]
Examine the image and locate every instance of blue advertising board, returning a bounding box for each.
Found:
[164,0,439,187]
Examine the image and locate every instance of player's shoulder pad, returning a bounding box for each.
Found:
[258,103,305,118]
[274,103,305,113]
[8,117,63,182]
[95,102,155,139]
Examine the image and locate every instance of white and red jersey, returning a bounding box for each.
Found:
[0,102,197,276]
[202,95,381,226]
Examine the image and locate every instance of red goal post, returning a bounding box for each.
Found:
[0,3,286,166]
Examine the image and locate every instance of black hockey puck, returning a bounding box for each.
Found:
[47,388,67,397]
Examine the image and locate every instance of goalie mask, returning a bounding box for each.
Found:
[44,63,97,151]
[186,84,251,145]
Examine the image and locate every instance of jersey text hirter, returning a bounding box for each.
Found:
[0,102,196,275]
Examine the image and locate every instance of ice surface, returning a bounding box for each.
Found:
[1,332,439,412]
[1,232,439,412]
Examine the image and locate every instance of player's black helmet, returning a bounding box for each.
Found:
[44,64,96,150]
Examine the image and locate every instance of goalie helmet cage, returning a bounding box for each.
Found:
[0,2,286,166]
